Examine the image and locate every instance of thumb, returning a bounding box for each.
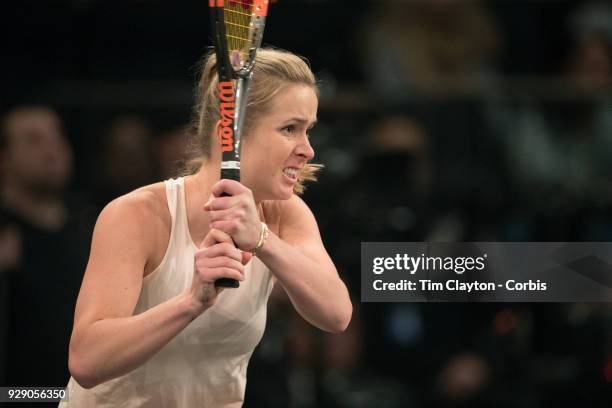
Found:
[200,228,233,248]
[241,251,253,265]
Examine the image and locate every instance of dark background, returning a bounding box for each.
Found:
[2,0,612,407]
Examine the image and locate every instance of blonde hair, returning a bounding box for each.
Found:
[184,48,322,194]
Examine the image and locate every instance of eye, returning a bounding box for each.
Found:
[281,124,296,136]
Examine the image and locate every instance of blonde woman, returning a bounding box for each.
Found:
[61,48,352,407]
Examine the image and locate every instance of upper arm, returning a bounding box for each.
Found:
[71,193,158,337]
[277,195,335,271]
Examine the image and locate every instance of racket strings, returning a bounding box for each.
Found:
[224,0,255,69]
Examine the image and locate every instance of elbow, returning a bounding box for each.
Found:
[326,302,353,334]
[68,350,101,389]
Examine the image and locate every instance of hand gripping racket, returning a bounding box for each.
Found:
[209,0,269,288]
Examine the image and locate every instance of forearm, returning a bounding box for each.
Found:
[257,232,352,332]
[69,292,202,388]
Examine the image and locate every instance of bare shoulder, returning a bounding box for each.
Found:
[280,194,315,219]
[264,195,318,239]
[100,182,168,226]
[95,182,170,261]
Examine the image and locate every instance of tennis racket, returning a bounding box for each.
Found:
[209,0,269,288]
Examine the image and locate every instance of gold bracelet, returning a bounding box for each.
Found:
[250,222,269,256]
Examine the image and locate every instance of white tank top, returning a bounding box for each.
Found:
[60,177,274,407]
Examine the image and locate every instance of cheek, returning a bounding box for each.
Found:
[241,147,269,182]
[242,135,272,166]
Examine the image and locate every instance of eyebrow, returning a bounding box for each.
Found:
[284,117,318,127]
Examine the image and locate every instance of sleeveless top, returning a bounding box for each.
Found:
[60,177,275,407]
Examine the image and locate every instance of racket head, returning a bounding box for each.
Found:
[210,0,269,79]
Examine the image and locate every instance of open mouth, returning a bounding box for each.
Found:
[282,167,299,182]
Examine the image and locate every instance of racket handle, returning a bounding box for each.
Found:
[215,277,240,288]
[214,197,240,288]
[221,167,240,182]
[214,166,241,288]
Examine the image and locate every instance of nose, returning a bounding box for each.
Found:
[295,134,315,161]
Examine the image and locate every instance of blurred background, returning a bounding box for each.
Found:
[1,0,612,407]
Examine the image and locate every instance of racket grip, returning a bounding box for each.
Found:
[214,167,241,288]
[214,196,239,287]
[214,201,240,288]
[215,277,240,288]
[221,167,240,182]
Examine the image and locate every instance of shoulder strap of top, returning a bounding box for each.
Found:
[172,177,196,249]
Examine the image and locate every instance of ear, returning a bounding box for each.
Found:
[213,120,223,139]
[210,120,223,158]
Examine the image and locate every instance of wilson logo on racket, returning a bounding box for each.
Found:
[218,81,236,152]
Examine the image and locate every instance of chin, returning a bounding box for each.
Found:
[279,190,294,200]
[271,185,295,201]
[252,186,290,202]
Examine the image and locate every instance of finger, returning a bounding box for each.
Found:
[207,208,237,223]
[211,179,250,198]
[208,207,248,224]
[201,255,245,272]
[200,228,234,248]
[209,220,239,236]
[205,267,245,282]
[241,251,253,265]
[198,242,242,262]
[203,195,238,212]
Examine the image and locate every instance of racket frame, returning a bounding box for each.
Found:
[209,0,268,288]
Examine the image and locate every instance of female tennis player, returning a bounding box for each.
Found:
[60,48,352,407]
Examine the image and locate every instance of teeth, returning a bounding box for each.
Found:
[283,168,298,177]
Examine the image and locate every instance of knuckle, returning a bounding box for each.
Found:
[197,267,208,279]
[195,257,208,268]
[222,267,235,277]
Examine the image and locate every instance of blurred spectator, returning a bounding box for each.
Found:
[92,115,156,207]
[341,115,434,249]
[279,304,411,408]
[0,106,94,389]
[435,352,490,407]
[318,305,413,408]
[361,0,500,100]
[568,1,612,90]
[488,1,612,240]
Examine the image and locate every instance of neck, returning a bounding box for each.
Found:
[191,158,222,195]
[2,183,67,231]
[184,159,221,246]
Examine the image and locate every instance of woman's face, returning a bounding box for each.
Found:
[240,83,317,202]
